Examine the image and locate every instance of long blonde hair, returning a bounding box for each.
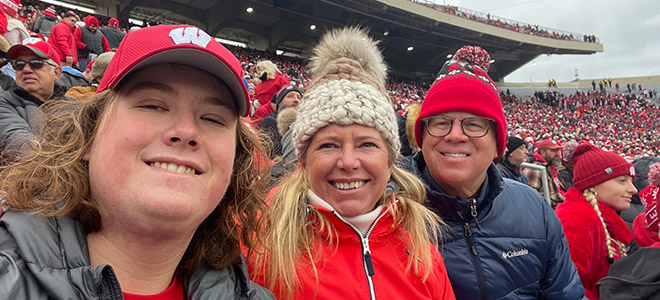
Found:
[583,189,626,263]
[255,141,444,299]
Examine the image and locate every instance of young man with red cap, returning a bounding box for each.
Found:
[74,15,110,71]
[100,17,125,51]
[0,24,274,299]
[410,45,585,299]
[0,38,64,153]
[522,138,569,208]
[48,10,78,67]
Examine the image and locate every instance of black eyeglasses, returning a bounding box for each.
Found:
[423,116,494,138]
[11,59,58,71]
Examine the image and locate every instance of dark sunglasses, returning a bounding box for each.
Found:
[11,59,58,71]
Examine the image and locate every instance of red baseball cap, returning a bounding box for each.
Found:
[97,24,250,117]
[536,139,562,150]
[7,38,61,66]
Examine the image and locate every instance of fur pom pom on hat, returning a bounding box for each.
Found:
[572,142,635,191]
[292,27,399,157]
[414,45,506,158]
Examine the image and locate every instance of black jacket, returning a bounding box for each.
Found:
[597,247,660,300]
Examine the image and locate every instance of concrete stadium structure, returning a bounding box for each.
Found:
[73,0,603,81]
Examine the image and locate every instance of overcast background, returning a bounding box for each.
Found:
[436,0,660,83]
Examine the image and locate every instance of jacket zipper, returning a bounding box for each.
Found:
[460,198,487,300]
[332,209,388,300]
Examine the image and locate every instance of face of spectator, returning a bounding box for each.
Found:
[84,64,238,235]
[591,175,636,211]
[280,91,301,109]
[302,123,393,218]
[507,144,528,166]
[421,111,498,199]
[88,24,98,31]
[64,16,76,28]
[14,51,61,102]
[539,148,560,164]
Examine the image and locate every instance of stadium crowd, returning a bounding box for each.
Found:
[410,0,597,43]
[1,1,660,299]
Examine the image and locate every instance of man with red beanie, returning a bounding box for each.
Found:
[409,45,584,299]
[74,15,110,71]
[48,10,77,67]
[100,17,125,51]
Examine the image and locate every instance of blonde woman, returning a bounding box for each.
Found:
[556,142,636,300]
[250,27,454,300]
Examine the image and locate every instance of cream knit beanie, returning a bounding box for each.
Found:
[292,27,399,158]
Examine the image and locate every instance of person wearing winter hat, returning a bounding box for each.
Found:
[74,15,111,71]
[0,24,274,299]
[1,0,29,47]
[100,17,125,51]
[632,162,660,247]
[32,5,57,40]
[410,45,584,299]
[557,140,578,190]
[64,51,114,100]
[496,136,529,183]
[555,142,636,300]
[258,84,301,159]
[522,138,568,208]
[250,27,455,300]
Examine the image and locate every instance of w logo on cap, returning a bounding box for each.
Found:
[168,27,212,47]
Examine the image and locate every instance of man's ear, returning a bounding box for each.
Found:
[53,65,62,80]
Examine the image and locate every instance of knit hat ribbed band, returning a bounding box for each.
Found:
[414,45,506,158]
[573,143,636,191]
[292,27,399,158]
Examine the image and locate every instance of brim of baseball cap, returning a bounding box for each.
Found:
[7,45,50,60]
[101,47,248,117]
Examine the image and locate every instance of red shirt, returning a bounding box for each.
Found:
[123,275,184,300]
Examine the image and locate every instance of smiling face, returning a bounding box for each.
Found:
[85,64,238,236]
[302,123,393,218]
[421,111,498,199]
[592,175,637,211]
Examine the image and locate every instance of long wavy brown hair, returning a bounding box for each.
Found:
[0,88,271,281]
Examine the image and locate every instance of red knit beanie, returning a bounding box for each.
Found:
[85,15,99,28]
[573,142,635,191]
[414,45,506,157]
[44,6,56,18]
[0,0,19,18]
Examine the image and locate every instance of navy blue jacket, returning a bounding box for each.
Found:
[411,152,585,300]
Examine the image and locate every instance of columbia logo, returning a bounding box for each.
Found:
[502,248,529,259]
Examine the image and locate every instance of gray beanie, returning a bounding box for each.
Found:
[292,27,399,158]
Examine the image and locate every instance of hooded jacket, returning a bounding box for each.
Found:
[411,152,585,300]
[0,210,275,300]
[48,20,78,65]
[555,188,633,300]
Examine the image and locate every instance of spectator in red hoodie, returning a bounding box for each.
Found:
[48,11,77,67]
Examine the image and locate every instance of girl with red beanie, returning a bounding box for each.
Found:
[555,142,636,300]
